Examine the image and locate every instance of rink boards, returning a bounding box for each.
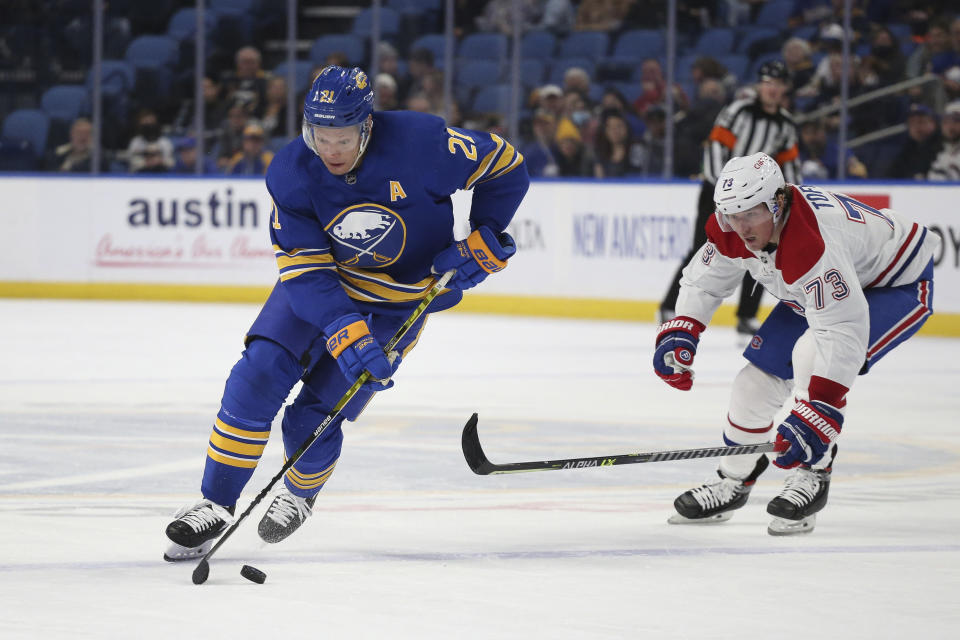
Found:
[0,175,957,334]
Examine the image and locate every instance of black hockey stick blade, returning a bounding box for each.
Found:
[461,414,782,475]
[192,559,210,585]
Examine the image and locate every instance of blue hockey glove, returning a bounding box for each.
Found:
[324,313,401,391]
[652,316,705,391]
[431,226,516,291]
[773,400,844,468]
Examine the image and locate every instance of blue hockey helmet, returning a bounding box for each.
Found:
[303,65,374,128]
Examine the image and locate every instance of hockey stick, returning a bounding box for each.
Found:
[461,413,784,475]
[192,269,455,585]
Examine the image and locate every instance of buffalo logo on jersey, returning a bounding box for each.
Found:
[325,203,406,267]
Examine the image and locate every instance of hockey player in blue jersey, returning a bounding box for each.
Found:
[164,66,528,560]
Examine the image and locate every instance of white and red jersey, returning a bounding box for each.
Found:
[676,184,940,394]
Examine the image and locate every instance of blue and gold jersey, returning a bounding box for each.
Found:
[265,110,528,330]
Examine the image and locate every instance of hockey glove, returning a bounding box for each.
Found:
[653,316,705,391]
[773,400,844,468]
[324,313,401,391]
[431,226,516,291]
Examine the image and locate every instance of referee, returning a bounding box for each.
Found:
[659,60,801,339]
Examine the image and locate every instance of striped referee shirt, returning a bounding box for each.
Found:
[702,97,802,185]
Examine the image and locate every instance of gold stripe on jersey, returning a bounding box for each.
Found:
[206,446,259,469]
[275,252,335,270]
[209,430,268,457]
[465,134,506,189]
[482,149,524,183]
[337,267,441,303]
[275,245,336,282]
[214,418,270,442]
[285,461,337,490]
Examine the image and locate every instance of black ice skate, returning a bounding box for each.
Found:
[766,466,831,536]
[668,455,769,524]
[163,499,235,562]
[257,489,317,544]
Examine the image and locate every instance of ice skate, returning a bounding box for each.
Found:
[767,466,831,536]
[668,455,768,524]
[258,488,318,543]
[163,499,235,562]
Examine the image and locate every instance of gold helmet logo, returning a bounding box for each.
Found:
[355,71,368,89]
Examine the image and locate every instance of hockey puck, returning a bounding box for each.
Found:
[240,564,266,584]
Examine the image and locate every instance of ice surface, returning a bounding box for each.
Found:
[1,299,958,639]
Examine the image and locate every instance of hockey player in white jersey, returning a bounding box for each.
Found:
[652,151,939,535]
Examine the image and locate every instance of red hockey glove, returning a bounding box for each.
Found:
[652,316,705,391]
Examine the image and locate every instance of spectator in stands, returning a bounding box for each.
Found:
[906,18,951,79]
[553,117,591,176]
[674,78,726,178]
[377,42,402,85]
[452,0,486,38]
[521,109,560,177]
[690,56,736,99]
[632,58,686,117]
[405,92,433,114]
[782,37,815,105]
[598,86,643,136]
[864,25,906,87]
[215,100,251,170]
[260,75,290,140]
[531,84,564,119]
[575,0,634,32]
[930,17,960,75]
[419,69,447,115]
[397,47,436,105]
[126,108,174,173]
[639,104,666,176]
[798,118,867,180]
[225,122,274,176]
[888,103,942,179]
[171,136,219,175]
[561,89,595,144]
[593,108,644,178]
[172,75,227,145]
[220,46,269,119]
[562,66,592,101]
[374,73,399,111]
[928,100,960,181]
[536,0,575,34]
[475,0,541,34]
[133,143,170,174]
[47,117,105,173]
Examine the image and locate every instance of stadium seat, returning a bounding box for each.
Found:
[611,29,666,61]
[85,59,136,98]
[736,27,782,57]
[273,60,315,92]
[521,30,557,59]
[1,109,51,160]
[310,34,367,67]
[458,32,508,62]
[717,54,750,83]
[166,8,217,42]
[674,54,700,81]
[125,35,180,69]
[754,0,794,29]
[455,60,502,105]
[41,85,91,124]
[0,139,37,171]
[519,59,546,87]
[351,7,401,41]
[409,34,448,68]
[559,31,610,59]
[694,28,736,56]
[471,84,517,115]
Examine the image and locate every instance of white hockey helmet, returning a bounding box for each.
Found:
[713,152,785,231]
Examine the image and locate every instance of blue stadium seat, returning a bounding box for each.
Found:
[41,85,91,123]
[0,139,37,171]
[717,54,750,83]
[674,54,700,81]
[273,60,315,92]
[471,84,517,115]
[736,27,782,57]
[611,29,665,61]
[559,31,609,59]
[351,7,401,40]
[409,34,448,67]
[125,35,180,69]
[455,60,501,105]
[791,25,818,42]
[694,28,736,56]
[310,34,367,67]
[166,8,217,42]
[754,0,793,29]
[210,0,260,10]
[1,109,51,160]
[522,30,557,59]
[519,59,546,87]
[85,59,136,98]
[458,32,508,62]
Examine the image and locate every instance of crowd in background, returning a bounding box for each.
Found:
[1,0,959,180]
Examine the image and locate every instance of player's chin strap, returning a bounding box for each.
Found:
[346,118,373,175]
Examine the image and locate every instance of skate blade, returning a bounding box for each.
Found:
[667,511,734,525]
[767,514,816,536]
[163,539,213,562]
